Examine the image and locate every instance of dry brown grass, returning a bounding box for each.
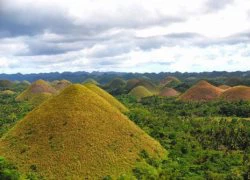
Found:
[0,84,166,179]
[179,80,223,102]
[220,86,250,101]
[159,87,180,97]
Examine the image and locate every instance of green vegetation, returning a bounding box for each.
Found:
[0,93,32,138]
[117,95,250,179]
[0,156,20,179]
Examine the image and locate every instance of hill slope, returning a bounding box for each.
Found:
[0,84,165,179]
[84,83,128,112]
[179,80,223,102]
[220,86,250,101]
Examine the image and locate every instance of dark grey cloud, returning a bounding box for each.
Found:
[0,0,187,56]
[0,1,185,38]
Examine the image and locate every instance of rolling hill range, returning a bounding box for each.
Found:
[179,80,223,102]
[0,84,165,179]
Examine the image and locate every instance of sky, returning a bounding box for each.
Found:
[0,0,250,74]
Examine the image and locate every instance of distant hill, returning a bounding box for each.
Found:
[160,76,181,86]
[129,86,153,100]
[221,86,250,101]
[1,71,250,85]
[52,79,72,91]
[159,87,180,97]
[180,80,223,102]
[0,84,166,179]
[83,78,99,85]
[16,79,57,105]
[125,79,140,91]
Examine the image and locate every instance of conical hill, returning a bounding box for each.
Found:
[159,87,179,97]
[129,86,153,100]
[52,79,72,91]
[84,83,128,112]
[16,79,57,102]
[220,86,250,101]
[0,84,165,179]
[179,80,223,102]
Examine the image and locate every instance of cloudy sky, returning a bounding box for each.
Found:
[0,0,250,74]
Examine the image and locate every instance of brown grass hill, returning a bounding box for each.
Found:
[218,85,231,90]
[84,83,128,113]
[159,87,180,97]
[160,76,181,87]
[15,79,57,104]
[129,86,153,100]
[125,79,140,91]
[0,84,166,179]
[179,80,223,102]
[52,79,72,91]
[220,86,250,101]
[83,78,99,85]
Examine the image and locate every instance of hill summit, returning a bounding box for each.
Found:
[179,80,223,102]
[0,84,165,179]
